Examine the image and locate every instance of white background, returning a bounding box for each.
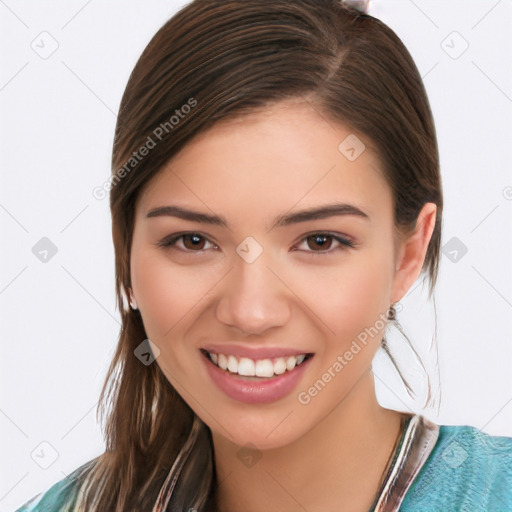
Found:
[1,1,511,510]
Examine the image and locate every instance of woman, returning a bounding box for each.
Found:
[15,0,511,510]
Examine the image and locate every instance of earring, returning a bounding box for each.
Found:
[129,292,138,310]
[387,303,397,321]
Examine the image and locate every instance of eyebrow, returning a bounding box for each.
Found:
[146,203,370,230]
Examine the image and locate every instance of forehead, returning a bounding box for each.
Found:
[137,100,392,224]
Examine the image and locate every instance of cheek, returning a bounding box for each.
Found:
[130,248,212,339]
[130,251,216,386]
[286,252,393,350]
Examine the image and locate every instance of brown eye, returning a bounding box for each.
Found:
[157,232,217,252]
[294,232,355,255]
[182,234,206,250]
[306,234,333,251]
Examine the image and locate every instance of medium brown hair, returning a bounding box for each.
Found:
[72,1,443,510]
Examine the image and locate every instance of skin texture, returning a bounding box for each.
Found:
[130,99,437,511]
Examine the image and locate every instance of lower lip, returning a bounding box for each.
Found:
[202,353,313,404]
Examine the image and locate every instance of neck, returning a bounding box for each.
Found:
[211,371,405,512]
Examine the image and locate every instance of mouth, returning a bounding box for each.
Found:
[200,348,314,380]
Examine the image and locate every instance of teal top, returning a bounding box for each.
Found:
[400,424,511,511]
[15,424,512,511]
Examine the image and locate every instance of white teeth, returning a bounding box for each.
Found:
[218,353,228,371]
[255,359,274,378]
[227,355,238,373]
[273,358,287,375]
[286,356,297,371]
[237,357,256,376]
[208,352,309,377]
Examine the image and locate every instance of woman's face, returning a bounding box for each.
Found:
[130,100,414,449]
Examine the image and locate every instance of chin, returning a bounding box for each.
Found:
[205,405,312,451]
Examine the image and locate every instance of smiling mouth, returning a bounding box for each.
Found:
[200,349,314,379]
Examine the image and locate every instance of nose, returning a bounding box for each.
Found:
[215,255,292,336]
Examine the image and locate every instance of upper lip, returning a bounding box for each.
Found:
[201,343,313,360]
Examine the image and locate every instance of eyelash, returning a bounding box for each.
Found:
[156,232,356,256]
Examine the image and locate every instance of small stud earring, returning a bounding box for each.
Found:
[387,304,396,321]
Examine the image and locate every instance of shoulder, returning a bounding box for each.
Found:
[14,458,98,512]
[402,423,512,511]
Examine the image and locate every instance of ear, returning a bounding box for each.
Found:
[391,202,437,303]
